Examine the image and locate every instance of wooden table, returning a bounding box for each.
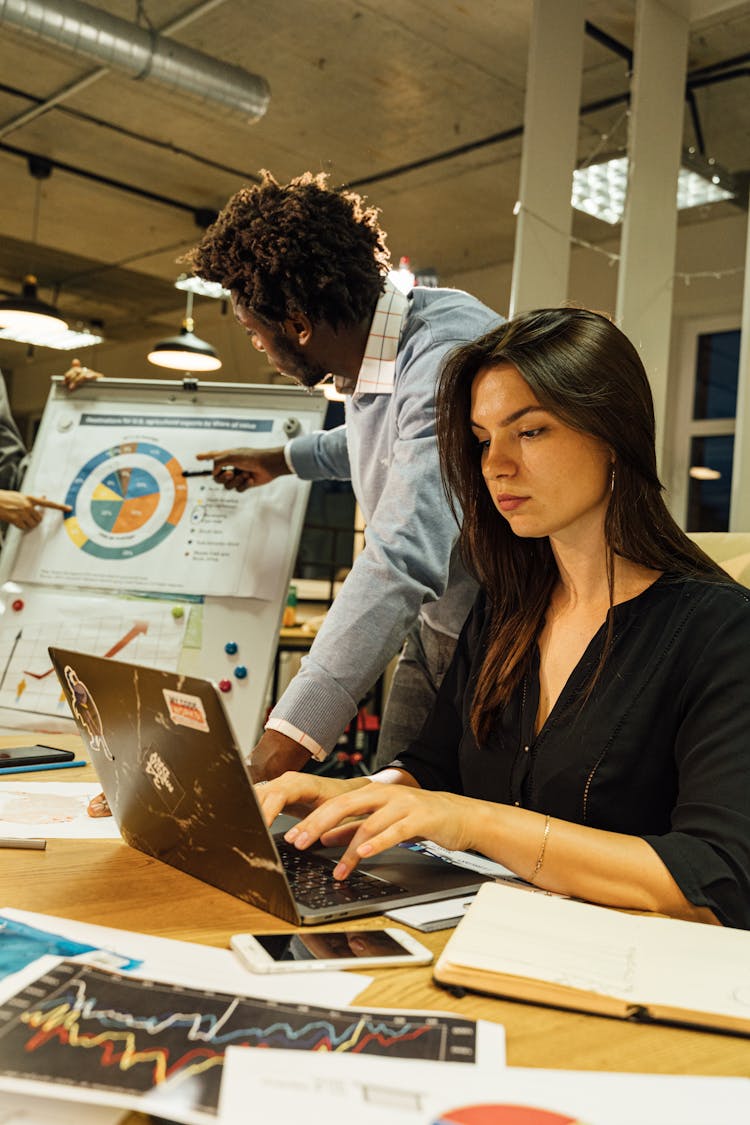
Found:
[2,733,749,1079]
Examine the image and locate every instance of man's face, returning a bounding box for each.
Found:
[232,295,329,388]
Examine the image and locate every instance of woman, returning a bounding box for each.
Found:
[257,308,750,929]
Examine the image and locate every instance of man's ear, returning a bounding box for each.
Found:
[283,311,313,347]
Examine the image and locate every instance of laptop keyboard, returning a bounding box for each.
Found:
[275,839,405,908]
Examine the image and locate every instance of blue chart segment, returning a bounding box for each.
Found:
[91,467,160,533]
[0,962,478,1116]
[63,442,187,560]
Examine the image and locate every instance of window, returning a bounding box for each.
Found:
[669,319,740,532]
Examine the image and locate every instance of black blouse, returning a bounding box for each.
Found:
[392,575,750,929]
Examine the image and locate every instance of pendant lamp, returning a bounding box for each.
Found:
[0,273,68,336]
[147,290,221,372]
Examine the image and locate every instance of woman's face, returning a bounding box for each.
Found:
[470,362,612,546]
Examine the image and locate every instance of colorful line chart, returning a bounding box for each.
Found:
[0,962,478,1117]
[63,441,187,560]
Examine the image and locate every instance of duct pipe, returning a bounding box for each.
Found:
[0,0,270,122]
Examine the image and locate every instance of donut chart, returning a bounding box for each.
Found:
[63,442,187,560]
[91,466,161,533]
[434,1107,582,1125]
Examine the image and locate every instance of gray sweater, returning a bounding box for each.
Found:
[271,287,503,753]
[0,373,28,493]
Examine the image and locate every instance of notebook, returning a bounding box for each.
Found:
[435,882,750,1035]
[49,647,491,925]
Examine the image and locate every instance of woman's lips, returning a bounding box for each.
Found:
[496,494,529,512]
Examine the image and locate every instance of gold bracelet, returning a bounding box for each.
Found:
[529,814,551,883]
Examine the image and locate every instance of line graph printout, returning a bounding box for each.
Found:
[0,589,188,717]
[0,962,480,1121]
[11,405,293,599]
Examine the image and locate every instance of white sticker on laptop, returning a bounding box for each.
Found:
[162,688,210,732]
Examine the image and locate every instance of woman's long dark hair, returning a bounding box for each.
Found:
[436,307,729,743]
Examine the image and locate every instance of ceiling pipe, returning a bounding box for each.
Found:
[0,0,270,123]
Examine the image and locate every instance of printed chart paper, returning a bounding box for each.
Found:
[0,588,188,718]
[0,960,494,1124]
[0,782,122,839]
[12,404,295,599]
[0,908,372,1008]
[218,1049,750,1125]
[0,915,141,981]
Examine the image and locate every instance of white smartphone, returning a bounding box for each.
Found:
[230,927,433,973]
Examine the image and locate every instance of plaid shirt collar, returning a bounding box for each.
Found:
[334,278,409,397]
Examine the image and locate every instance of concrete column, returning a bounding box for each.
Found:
[509,0,584,315]
[615,0,689,466]
[729,217,750,531]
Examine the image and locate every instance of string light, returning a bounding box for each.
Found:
[512,201,745,284]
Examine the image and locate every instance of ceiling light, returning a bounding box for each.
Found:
[148,291,221,372]
[0,323,104,350]
[175,274,230,300]
[572,153,736,225]
[689,465,722,481]
[0,274,68,337]
[147,319,222,371]
[388,256,415,295]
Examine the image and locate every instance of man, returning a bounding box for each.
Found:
[0,369,89,532]
[187,170,504,782]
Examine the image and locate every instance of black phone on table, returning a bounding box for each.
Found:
[0,745,76,768]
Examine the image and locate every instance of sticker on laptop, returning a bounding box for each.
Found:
[162,688,210,732]
[63,664,113,761]
[141,746,186,813]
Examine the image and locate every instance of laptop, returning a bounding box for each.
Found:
[49,647,491,925]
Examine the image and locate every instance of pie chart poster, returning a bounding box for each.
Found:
[12,406,291,600]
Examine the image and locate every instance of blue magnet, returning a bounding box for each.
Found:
[224,641,238,655]
[233,664,248,680]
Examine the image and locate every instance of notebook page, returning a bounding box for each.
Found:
[442,883,750,1023]
[623,911,750,1021]
[441,883,642,1000]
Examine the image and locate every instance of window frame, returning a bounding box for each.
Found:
[666,313,739,530]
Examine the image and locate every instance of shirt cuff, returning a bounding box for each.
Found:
[264,717,328,761]
[282,442,297,473]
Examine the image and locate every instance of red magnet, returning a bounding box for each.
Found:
[218,678,232,693]
[11,598,24,612]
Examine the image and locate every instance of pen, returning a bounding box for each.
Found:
[181,466,237,477]
[0,837,47,850]
[0,759,87,776]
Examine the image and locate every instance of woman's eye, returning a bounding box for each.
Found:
[519,427,543,439]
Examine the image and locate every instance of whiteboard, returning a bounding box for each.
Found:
[0,376,327,752]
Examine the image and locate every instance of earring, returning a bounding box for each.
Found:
[610,465,616,493]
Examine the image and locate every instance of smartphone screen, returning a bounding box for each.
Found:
[0,745,76,768]
[253,929,411,963]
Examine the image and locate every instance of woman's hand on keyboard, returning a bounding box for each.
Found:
[263,774,478,880]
